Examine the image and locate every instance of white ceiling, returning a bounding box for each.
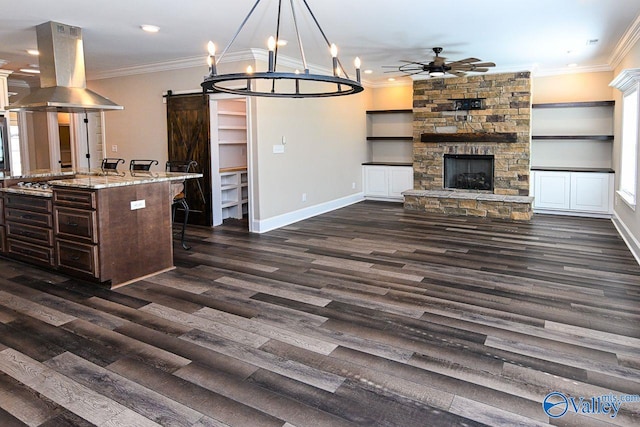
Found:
[1,0,640,88]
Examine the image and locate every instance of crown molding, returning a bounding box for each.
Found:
[532,63,613,77]
[609,12,640,69]
[89,47,364,84]
[89,49,260,80]
[609,68,640,91]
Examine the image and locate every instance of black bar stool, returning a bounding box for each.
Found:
[166,160,197,250]
[129,159,159,171]
[101,158,125,171]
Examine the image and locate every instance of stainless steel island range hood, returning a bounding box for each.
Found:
[9,21,123,113]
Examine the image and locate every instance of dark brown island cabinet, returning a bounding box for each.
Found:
[0,170,201,288]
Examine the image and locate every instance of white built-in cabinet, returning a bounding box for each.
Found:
[530,100,615,217]
[211,97,249,226]
[363,109,414,202]
[220,169,248,220]
[532,170,613,216]
[530,101,614,169]
[363,165,413,201]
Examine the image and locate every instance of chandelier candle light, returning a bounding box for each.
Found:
[201,0,364,98]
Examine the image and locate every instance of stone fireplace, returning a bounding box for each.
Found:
[403,71,534,220]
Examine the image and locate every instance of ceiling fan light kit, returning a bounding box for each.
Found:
[201,0,364,98]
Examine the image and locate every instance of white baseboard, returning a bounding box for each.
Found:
[533,208,612,219]
[251,192,365,234]
[612,212,640,266]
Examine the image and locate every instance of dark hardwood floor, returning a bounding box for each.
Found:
[0,200,639,426]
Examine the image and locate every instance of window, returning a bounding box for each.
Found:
[611,68,640,209]
[620,86,638,207]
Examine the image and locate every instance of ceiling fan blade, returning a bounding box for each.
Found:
[448,58,481,65]
[472,68,490,72]
[449,64,474,70]
[399,60,426,65]
[450,71,467,77]
[471,62,496,68]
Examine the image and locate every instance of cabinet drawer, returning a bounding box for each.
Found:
[5,207,53,228]
[0,226,5,253]
[53,188,96,209]
[54,207,97,243]
[7,238,54,266]
[6,222,54,245]
[5,194,52,213]
[56,239,99,278]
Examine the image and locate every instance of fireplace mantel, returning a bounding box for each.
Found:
[420,132,518,143]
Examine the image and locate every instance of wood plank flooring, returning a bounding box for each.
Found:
[0,200,639,426]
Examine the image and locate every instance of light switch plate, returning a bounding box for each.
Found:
[273,144,285,154]
[130,200,146,210]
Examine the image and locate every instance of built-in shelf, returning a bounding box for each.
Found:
[531,135,614,141]
[218,110,247,116]
[366,136,413,141]
[366,109,412,114]
[531,101,614,109]
[366,109,413,163]
[214,98,249,226]
[530,100,614,172]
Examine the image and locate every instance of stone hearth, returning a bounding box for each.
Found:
[403,72,533,220]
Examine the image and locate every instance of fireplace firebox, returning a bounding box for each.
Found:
[444,154,494,191]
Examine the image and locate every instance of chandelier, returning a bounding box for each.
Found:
[201,0,364,98]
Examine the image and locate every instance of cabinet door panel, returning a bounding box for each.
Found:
[364,167,389,197]
[570,173,610,213]
[534,172,571,209]
[389,168,413,198]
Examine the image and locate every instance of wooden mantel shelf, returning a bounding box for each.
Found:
[421,132,518,143]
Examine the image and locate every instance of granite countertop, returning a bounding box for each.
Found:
[0,169,202,196]
[49,170,202,190]
[0,169,76,180]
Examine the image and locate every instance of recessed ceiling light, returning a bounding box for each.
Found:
[567,63,578,68]
[388,77,396,82]
[141,24,160,33]
[364,69,373,74]
[20,68,40,74]
[26,49,39,56]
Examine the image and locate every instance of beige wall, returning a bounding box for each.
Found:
[254,92,368,219]
[88,60,370,228]
[532,71,614,103]
[611,39,640,251]
[370,84,413,110]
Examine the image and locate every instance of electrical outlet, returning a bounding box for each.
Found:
[302,193,307,202]
[111,144,118,152]
[352,182,356,189]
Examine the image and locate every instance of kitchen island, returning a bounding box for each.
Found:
[0,169,202,288]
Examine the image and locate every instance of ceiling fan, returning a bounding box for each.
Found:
[385,47,496,78]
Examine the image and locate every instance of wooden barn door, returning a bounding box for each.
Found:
[166,93,211,226]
